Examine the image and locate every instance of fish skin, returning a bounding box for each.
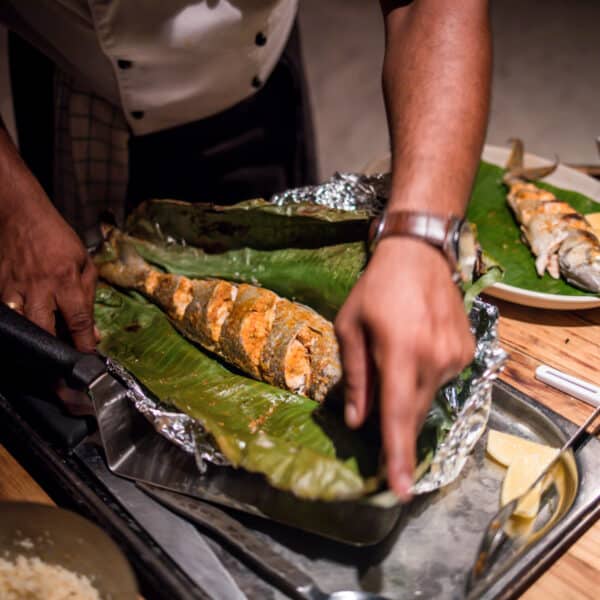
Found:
[95,228,342,402]
[504,141,600,293]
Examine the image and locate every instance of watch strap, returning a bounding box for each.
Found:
[373,211,452,249]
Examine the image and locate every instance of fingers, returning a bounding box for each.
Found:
[376,329,465,502]
[378,350,418,502]
[55,269,97,353]
[435,327,476,386]
[1,257,97,352]
[335,313,375,428]
[1,265,26,314]
[54,379,95,416]
[24,287,57,335]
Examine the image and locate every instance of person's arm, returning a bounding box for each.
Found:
[0,122,97,351]
[335,0,491,499]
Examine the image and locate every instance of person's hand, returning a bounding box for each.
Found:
[335,236,475,500]
[0,178,97,352]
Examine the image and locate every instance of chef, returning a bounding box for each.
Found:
[0,0,491,501]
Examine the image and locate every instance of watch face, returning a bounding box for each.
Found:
[456,220,480,283]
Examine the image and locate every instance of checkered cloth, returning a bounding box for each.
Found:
[54,70,130,245]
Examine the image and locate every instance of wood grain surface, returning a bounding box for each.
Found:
[0,445,53,505]
[491,297,600,599]
[0,297,599,598]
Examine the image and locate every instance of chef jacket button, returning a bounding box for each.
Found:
[117,59,133,69]
[255,32,267,46]
[131,111,145,120]
[251,76,262,89]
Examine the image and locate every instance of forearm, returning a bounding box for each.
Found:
[381,0,491,214]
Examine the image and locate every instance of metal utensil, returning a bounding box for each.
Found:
[467,402,600,595]
[138,482,390,600]
[0,302,244,599]
[80,446,246,600]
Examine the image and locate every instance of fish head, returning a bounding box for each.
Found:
[558,232,600,293]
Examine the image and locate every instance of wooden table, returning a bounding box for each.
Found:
[492,297,600,599]
[0,297,599,598]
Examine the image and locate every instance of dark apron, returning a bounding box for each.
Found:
[126,23,317,209]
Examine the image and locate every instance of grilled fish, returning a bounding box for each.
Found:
[504,139,600,292]
[96,228,341,402]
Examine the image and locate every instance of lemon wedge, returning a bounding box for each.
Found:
[486,429,558,467]
[500,451,558,518]
[585,212,600,238]
[486,429,560,519]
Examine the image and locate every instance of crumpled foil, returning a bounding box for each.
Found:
[412,299,507,493]
[272,172,390,216]
[118,172,507,494]
[106,358,230,473]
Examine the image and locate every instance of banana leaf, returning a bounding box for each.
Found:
[97,192,502,500]
[116,233,367,320]
[467,161,600,296]
[126,198,370,252]
[95,285,380,501]
[94,286,455,501]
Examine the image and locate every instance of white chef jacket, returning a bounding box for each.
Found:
[6,0,298,135]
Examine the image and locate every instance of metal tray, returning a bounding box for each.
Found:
[217,380,597,599]
[83,379,600,597]
[79,370,405,545]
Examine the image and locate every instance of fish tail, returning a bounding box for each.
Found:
[97,227,196,319]
[96,226,151,290]
[503,138,559,185]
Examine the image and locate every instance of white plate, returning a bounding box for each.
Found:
[364,145,600,310]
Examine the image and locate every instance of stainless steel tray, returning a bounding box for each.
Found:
[215,380,597,599]
[79,370,405,545]
[82,370,600,596]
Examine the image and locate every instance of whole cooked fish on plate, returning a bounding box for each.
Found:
[504,138,600,293]
[465,144,600,310]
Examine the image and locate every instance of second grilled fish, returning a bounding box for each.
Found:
[96,228,342,402]
[504,139,600,293]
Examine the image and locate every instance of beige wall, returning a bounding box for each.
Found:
[299,0,600,180]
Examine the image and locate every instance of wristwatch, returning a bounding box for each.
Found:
[368,210,479,284]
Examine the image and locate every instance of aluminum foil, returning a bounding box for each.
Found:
[117,172,507,495]
[271,172,390,215]
[412,299,506,493]
[106,358,230,472]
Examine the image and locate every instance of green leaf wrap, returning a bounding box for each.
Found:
[126,199,369,252]
[94,286,380,501]
[126,235,367,319]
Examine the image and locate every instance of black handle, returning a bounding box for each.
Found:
[0,302,106,388]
